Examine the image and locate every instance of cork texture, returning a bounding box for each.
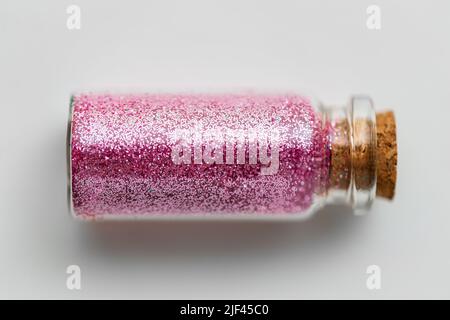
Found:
[329,121,351,190]
[330,111,397,200]
[375,111,397,199]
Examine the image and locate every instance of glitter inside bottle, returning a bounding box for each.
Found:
[67,93,397,220]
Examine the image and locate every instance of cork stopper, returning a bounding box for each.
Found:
[375,111,397,199]
[329,110,397,201]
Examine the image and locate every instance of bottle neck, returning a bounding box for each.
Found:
[322,96,377,212]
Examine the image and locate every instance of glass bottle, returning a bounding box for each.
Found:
[67,93,397,220]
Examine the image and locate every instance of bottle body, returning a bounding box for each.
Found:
[68,93,394,220]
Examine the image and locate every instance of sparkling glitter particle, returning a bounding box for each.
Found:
[70,93,331,218]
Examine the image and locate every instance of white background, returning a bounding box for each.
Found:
[1,0,449,299]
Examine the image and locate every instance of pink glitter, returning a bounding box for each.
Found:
[69,93,330,218]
